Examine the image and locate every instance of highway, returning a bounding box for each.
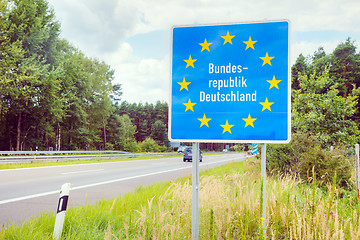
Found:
[0,153,247,226]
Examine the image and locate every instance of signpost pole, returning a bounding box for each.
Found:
[192,142,200,239]
[355,144,360,198]
[261,143,267,237]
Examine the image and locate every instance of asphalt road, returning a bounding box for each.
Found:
[0,153,247,227]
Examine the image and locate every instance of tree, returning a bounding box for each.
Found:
[0,0,118,151]
[82,57,114,149]
[329,39,360,123]
[292,68,360,147]
[154,101,168,128]
[313,47,326,60]
[106,114,137,151]
[2,0,63,150]
[0,0,25,150]
[291,54,309,90]
[151,120,168,146]
[330,38,360,91]
[112,101,169,145]
[110,83,122,103]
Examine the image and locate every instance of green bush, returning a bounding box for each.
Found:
[267,133,318,175]
[301,148,352,189]
[267,133,353,190]
[124,139,141,153]
[159,145,168,152]
[104,142,114,150]
[140,137,160,152]
[231,144,244,152]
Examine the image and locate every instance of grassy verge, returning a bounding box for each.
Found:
[2,158,360,239]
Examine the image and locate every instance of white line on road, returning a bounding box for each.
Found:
[0,156,244,205]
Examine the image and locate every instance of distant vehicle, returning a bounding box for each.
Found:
[183,147,202,162]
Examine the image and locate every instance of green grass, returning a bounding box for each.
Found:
[2,158,360,239]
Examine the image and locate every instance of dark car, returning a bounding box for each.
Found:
[183,147,202,162]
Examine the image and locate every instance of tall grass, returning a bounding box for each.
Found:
[2,159,360,239]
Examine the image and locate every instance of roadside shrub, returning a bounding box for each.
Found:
[267,133,353,190]
[267,133,318,175]
[140,137,160,152]
[124,139,141,153]
[104,142,114,150]
[231,144,244,152]
[158,145,168,152]
[301,148,352,189]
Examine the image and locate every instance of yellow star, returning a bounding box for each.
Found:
[267,76,282,89]
[243,36,257,50]
[220,120,234,134]
[184,55,197,68]
[198,114,211,127]
[242,114,257,128]
[259,52,274,66]
[199,38,212,52]
[183,98,196,112]
[221,31,235,45]
[259,98,274,111]
[177,78,191,91]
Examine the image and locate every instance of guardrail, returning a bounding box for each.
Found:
[0,150,128,156]
[0,152,184,163]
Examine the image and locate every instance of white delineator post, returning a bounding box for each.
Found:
[356,144,360,198]
[53,183,71,240]
[192,142,200,239]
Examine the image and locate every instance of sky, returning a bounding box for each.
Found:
[47,0,360,104]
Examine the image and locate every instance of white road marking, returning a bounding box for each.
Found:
[0,156,245,205]
[0,190,60,205]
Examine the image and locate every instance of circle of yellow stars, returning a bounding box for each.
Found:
[177,31,282,135]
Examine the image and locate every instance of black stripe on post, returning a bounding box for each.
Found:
[57,196,69,213]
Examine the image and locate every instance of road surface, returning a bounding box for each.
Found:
[0,153,247,226]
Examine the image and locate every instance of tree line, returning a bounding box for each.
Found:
[2,0,360,152]
[291,38,360,148]
[0,0,170,151]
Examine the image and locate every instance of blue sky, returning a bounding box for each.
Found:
[47,0,360,104]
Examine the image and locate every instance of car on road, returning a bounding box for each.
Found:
[183,147,202,162]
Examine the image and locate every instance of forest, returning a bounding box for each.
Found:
[0,0,170,151]
[1,0,360,152]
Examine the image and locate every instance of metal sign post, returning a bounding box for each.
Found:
[355,144,360,198]
[261,144,267,236]
[192,142,200,239]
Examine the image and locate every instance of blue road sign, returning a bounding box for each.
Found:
[169,20,290,143]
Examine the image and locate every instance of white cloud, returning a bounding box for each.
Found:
[131,0,360,34]
[49,0,143,56]
[103,43,170,103]
[47,0,360,103]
